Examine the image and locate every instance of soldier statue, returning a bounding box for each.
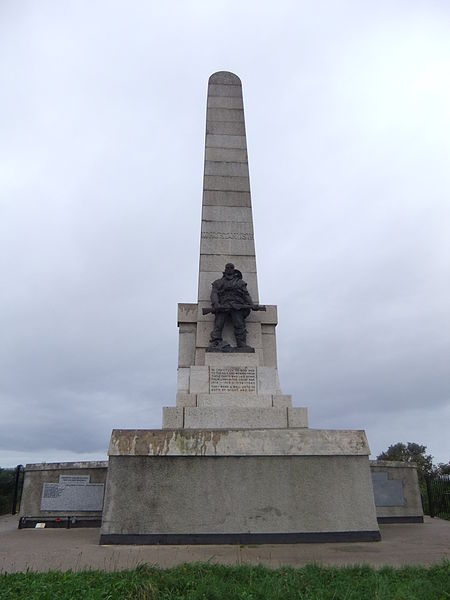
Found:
[203,263,265,351]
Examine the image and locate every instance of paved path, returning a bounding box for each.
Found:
[1,515,449,573]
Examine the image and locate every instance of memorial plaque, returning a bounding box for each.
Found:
[40,482,104,511]
[210,366,256,393]
[371,472,405,507]
[59,475,90,485]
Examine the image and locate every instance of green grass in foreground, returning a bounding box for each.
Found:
[1,562,449,600]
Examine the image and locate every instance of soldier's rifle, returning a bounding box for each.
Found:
[202,304,266,315]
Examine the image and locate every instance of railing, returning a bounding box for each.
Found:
[11,464,24,515]
[423,475,450,520]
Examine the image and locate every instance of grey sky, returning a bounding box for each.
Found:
[1,0,449,467]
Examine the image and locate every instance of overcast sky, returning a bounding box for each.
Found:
[1,0,449,468]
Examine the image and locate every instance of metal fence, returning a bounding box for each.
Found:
[423,475,450,520]
[11,464,24,515]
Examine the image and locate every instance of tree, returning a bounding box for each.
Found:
[434,462,450,477]
[376,442,434,484]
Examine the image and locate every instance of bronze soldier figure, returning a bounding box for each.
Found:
[204,263,265,351]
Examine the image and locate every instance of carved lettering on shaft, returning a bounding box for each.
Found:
[210,367,256,392]
[201,232,254,240]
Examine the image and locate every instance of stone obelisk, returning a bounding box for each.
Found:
[100,72,380,545]
[163,71,307,430]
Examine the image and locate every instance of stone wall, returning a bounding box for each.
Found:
[19,461,107,520]
[370,460,423,523]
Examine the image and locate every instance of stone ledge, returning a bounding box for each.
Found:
[184,406,287,429]
[108,428,370,457]
[178,303,198,325]
[197,393,272,408]
[288,407,308,428]
[370,460,419,468]
[25,461,108,470]
[204,352,260,367]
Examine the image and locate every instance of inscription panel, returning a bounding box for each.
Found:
[201,232,254,240]
[40,482,104,511]
[371,472,405,507]
[210,367,256,393]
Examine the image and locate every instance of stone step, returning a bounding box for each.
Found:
[162,406,308,430]
[176,392,293,409]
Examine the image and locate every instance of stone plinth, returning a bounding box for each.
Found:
[100,428,380,544]
[108,428,369,457]
[163,406,308,429]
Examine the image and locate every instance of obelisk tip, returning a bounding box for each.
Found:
[209,71,242,86]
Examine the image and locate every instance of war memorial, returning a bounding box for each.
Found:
[18,72,423,543]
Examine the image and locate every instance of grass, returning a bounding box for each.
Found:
[1,562,450,600]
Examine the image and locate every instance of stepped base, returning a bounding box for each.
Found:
[163,406,308,429]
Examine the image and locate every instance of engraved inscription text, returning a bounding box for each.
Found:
[201,232,254,240]
[210,367,256,393]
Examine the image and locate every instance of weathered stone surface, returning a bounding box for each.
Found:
[203,175,250,192]
[177,368,190,392]
[200,236,256,257]
[194,348,206,365]
[184,407,288,429]
[202,190,251,207]
[202,205,253,222]
[176,393,197,407]
[204,352,259,367]
[204,161,249,178]
[288,407,309,428]
[162,407,184,429]
[273,395,293,408]
[206,134,247,149]
[208,84,243,97]
[189,366,209,393]
[201,219,254,236]
[59,474,90,484]
[209,72,242,86]
[108,428,371,457]
[257,307,278,325]
[207,108,245,122]
[206,121,246,136]
[261,325,278,367]
[25,461,107,470]
[207,96,244,110]
[205,147,247,162]
[177,303,198,325]
[197,393,272,408]
[257,367,281,394]
[100,454,379,539]
[199,254,257,273]
[178,324,196,368]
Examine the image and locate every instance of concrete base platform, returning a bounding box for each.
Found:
[100,453,380,544]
